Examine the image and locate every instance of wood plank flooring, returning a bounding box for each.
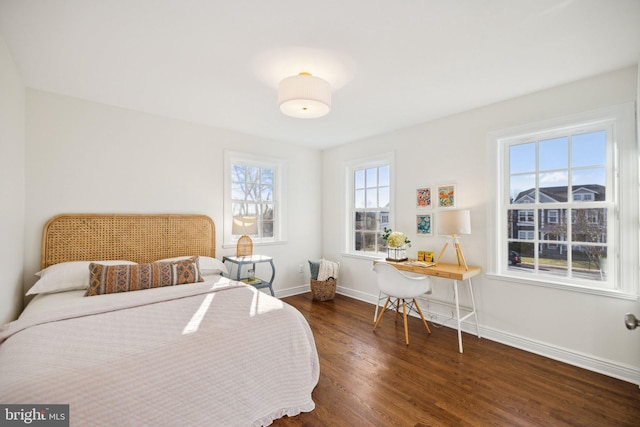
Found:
[275,293,640,426]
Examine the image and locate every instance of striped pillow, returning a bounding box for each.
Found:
[86,256,203,296]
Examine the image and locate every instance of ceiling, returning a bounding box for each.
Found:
[0,1,638,149]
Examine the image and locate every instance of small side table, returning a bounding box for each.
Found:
[222,255,275,296]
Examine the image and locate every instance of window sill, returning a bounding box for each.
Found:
[485,272,638,300]
[340,252,386,262]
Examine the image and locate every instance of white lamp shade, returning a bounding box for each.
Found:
[278,72,331,118]
[438,210,471,236]
[232,216,258,236]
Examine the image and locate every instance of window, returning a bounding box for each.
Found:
[490,104,638,296]
[518,230,535,240]
[346,153,394,256]
[518,210,534,223]
[224,151,286,246]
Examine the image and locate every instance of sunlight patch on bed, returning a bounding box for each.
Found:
[249,290,284,317]
[183,293,215,334]
[206,275,233,288]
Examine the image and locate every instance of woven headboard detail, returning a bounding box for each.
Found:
[41,214,216,269]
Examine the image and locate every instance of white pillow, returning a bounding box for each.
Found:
[27,260,136,295]
[317,259,340,281]
[156,256,229,276]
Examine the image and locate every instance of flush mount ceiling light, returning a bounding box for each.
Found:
[278,72,331,118]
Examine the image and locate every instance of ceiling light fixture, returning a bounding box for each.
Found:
[278,72,331,119]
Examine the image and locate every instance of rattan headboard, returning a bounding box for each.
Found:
[41,214,216,269]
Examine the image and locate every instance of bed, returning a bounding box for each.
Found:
[0,214,319,426]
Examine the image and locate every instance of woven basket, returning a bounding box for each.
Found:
[310,277,337,301]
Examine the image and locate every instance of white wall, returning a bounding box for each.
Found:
[24,90,322,296]
[0,35,25,323]
[322,66,640,384]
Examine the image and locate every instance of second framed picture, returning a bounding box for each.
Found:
[437,184,456,208]
[416,213,432,236]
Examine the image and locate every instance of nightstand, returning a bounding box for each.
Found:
[222,255,275,296]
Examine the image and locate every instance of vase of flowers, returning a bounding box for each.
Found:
[382,227,411,262]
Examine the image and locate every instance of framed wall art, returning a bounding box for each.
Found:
[437,184,456,208]
[416,213,432,236]
[416,186,432,208]
[416,187,433,208]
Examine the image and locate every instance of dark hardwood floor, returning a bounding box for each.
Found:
[276,293,640,427]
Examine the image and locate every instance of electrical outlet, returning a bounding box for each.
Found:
[298,264,303,273]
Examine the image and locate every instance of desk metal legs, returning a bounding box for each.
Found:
[453,280,463,353]
[453,278,481,353]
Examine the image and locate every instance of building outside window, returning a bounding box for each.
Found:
[492,104,637,295]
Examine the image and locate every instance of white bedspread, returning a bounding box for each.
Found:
[0,277,319,426]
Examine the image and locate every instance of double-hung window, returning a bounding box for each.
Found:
[490,104,637,296]
[346,153,393,256]
[224,151,286,246]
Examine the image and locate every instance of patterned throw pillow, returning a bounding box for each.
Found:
[170,256,204,285]
[86,256,203,296]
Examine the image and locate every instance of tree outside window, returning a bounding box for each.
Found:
[231,163,275,239]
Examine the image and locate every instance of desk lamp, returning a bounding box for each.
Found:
[232,216,258,257]
[436,210,471,270]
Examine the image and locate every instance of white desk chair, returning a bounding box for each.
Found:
[372,262,433,345]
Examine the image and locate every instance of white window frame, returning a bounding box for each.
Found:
[223,150,287,248]
[343,152,395,258]
[487,103,638,298]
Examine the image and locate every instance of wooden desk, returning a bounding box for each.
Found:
[374,259,481,353]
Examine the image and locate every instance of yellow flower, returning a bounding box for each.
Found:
[387,231,408,248]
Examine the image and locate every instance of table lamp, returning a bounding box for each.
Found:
[232,216,258,257]
[436,209,471,270]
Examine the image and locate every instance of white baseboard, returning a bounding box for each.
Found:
[334,285,376,304]
[275,284,310,298]
[277,284,640,386]
[480,325,640,386]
